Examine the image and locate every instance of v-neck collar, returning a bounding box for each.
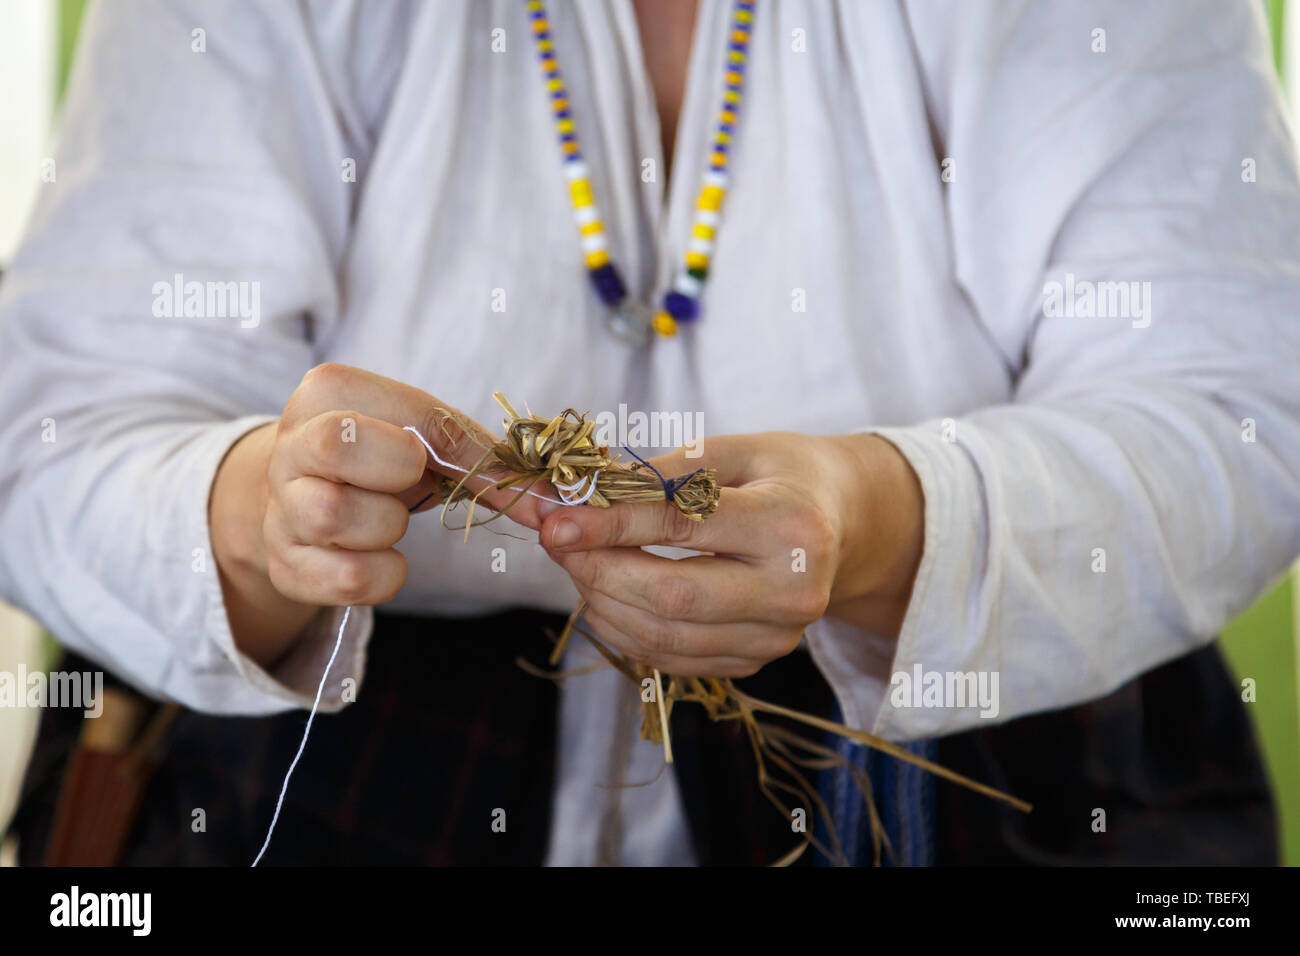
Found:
[613,0,726,306]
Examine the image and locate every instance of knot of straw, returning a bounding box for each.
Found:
[439,393,719,529]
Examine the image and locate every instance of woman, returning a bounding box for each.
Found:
[2,0,1297,865]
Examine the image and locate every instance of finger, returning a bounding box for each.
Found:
[580,607,760,678]
[548,547,789,625]
[290,364,495,463]
[267,541,409,607]
[286,411,429,493]
[278,476,410,550]
[289,365,539,520]
[539,486,766,555]
[578,583,791,661]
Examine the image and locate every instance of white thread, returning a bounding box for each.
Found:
[252,604,350,867]
[401,424,597,506]
[253,424,593,865]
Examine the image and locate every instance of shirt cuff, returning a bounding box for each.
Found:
[804,421,992,742]
[196,414,373,713]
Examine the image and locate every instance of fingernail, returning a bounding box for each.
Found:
[549,519,580,548]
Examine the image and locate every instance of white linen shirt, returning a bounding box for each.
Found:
[2,0,1299,865]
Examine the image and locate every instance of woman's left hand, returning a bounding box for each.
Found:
[539,431,925,677]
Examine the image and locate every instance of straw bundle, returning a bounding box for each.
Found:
[433,393,718,533]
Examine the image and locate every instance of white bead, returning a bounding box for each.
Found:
[673,272,703,297]
[580,232,608,254]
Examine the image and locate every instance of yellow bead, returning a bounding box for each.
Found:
[569,178,593,206]
[532,19,549,34]
[698,185,724,210]
[692,222,715,240]
[652,312,678,337]
[685,251,710,271]
[585,248,610,268]
[579,219,604,237]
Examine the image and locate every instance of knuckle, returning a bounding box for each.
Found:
[301,362,350,394]
[266,551,296,597]
[306,481,348,540]
[650,573,697,620]
[309,411,363,471]
[334,556,371,604]
[386,500,413,544]
[304,416,339,470]
[370,552,408,604]
[791,584,831,623]
[398,430,430,488]
[801,506,839,563]
[572,553,601,590]
[608,502,635,546]
[639,619,682,656]
[659,505,698,547]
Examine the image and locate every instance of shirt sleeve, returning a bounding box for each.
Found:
[0,0,376,713]
[806,0,1300,740]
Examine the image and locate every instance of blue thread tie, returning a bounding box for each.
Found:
[620,446,703,502]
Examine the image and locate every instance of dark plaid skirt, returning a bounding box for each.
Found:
[12,610,1277,865]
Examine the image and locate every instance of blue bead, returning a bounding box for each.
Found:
[589,264,627,306]
[663,291,699,321]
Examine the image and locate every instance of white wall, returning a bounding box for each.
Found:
[0,0,58,848]
[0,0,57,263]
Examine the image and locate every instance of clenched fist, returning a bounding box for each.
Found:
[209,363,542,666]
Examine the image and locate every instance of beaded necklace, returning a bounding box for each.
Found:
[526,0,755,344]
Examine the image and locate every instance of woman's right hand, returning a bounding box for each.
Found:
[208,363,538,667]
